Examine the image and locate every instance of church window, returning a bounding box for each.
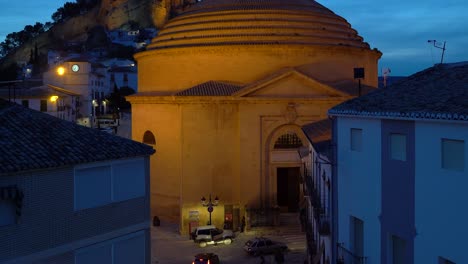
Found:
[274,133,303,149]
[143,131,156,145]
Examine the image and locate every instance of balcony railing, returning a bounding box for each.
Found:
[337,243,367,264]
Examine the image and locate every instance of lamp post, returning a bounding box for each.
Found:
[201,194,219,225]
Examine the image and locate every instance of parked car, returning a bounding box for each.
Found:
[192,253,220,264]
[243,237,288,256]
[191,225,234,248]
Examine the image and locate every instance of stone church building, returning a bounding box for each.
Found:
[128,0,381,234]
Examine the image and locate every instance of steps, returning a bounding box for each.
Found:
[278,213,307,252]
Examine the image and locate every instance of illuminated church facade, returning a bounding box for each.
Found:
[128,0,381,233]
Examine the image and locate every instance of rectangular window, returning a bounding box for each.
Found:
[74,158,146,210]
[21,100,29,108]
[442,139,465,171]
[390,134,407,161]
[114,233,146,264]
[350,216,364,257]
[391,235,406,264]
[113,160,145,202]
[75,166,112,210]
[0,200,16,227]
[350,128,362,152]
[439,257,456,264]
[75,231,145,264]
[40,100,47,112]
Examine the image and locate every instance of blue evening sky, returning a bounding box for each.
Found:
[0,0,467,76]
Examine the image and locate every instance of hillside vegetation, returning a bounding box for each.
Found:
[0,0,154,79]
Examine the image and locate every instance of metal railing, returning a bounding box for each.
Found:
[337,243,367,264]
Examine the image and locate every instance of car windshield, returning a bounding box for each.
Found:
[198,229,211,235]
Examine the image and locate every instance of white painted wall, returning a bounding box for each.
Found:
[414,120,468,264]
[336,116,381,264]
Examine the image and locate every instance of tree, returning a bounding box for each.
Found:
[106,85,135,114]
[0,63,20,81]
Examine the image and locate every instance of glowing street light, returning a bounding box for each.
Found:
[50,95,59,102]
[56,66,65,76]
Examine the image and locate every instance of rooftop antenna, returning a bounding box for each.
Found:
[382,68,391,88]
[427,40,446,64]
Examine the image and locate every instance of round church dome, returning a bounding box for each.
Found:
[147,0,370,50]
[135,0,381,93]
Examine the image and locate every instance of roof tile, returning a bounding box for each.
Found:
[0,99,154,175]
[329,62,468,121]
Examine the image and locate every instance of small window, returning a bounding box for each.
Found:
[143,131,156,145]
[274,133,303,149]
[0,200,15,226]
[350,128,362,151]
[390,134,407,161]
[442,139,465,171]
[439,257,456,264]
[391,235,406,264]
[40,100,47,112]
[75,166,112,210]
[350,216,364,257]
[21,100,29,108]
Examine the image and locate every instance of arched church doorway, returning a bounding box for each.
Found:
[277,167,300,212]
[268,130,305,213]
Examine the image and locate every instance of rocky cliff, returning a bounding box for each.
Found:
[0,0,155,73]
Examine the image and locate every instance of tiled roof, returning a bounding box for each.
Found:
[329,62,468,121]
[0,99,155,175]
[175,81,243,96]
[301,119,332,157]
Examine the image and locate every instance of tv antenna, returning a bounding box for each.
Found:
[427,40,446,64]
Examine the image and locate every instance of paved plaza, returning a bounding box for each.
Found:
[151,220,307,264]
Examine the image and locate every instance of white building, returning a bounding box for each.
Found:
[300,119,333,264]
[43,58,134,127]
[0,99,155,263]
[328,63,468,264]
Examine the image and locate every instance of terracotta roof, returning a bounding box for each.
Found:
[175,81,243,96]
[0,99,155,175]
[301,119,332,157]
[329,62,468,121]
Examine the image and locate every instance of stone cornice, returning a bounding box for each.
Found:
[135,43,382,60]
[126,94,353,104]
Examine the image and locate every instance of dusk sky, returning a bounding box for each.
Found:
[0,0,466,76]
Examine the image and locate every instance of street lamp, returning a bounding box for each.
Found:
[56,66,65,76]
[201,194,219,225]
[50,95,59,117]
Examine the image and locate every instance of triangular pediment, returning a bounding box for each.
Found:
[233,68,348,98]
